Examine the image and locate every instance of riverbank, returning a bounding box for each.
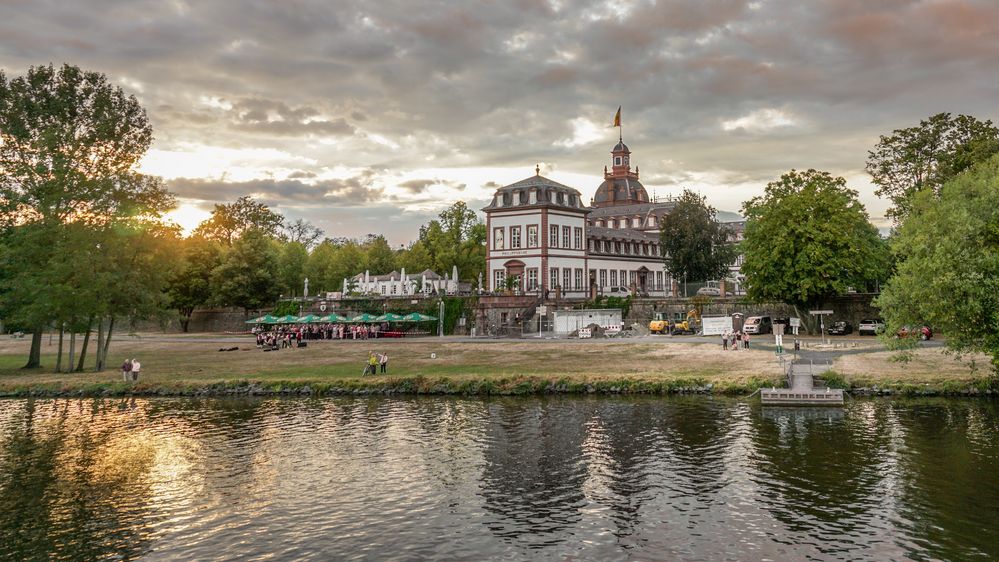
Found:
[0,334,993,397]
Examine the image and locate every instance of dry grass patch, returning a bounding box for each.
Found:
[833,347,990,384]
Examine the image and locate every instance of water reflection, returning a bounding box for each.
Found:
[0,396,997,561]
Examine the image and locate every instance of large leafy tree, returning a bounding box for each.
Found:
[876,154,999,374]
[866,113,999,224]
[277,240,309,297]
[361,234,397,274]
[194,196,284,245]
[741,170,890,332]
[418,201,485,281]
[210,229,281,312]
[659,189,737,287]
[0,64,173,368]
[166,235,223,332]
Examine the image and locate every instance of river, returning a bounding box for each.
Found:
[1,396,996,561]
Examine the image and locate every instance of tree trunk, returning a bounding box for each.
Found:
[68,331,76,374]
[96,317,105,372]
[24,330,43,369]
[56,325,64,373]
[76,320,92,372]
[98,317,115,372]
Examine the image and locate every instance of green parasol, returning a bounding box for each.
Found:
[401,312,437,322]
[374,312,404,322]
[296,314,321,323]
[349,313,379,323]
[259,315,281,324]
[276,314,300,323]
[320,313,348,322]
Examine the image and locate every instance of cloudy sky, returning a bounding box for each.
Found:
[3,0,998,244]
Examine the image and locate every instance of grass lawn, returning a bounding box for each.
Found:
[0,334,781,393]
[0,333,989,395]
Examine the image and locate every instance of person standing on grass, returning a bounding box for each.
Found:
[366,351,378,375]
[722,330,729,350]
[131,359,141,381]
[122,359,132,382]
[379,352,388,374]
[743,331,750,349]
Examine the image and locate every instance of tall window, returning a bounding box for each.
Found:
[599,269,607,287]
[563,269,571,292]
[550,268,559,289]
[550,225,559,248]
[527,268,538,290]
[610,270,617,286]
[574,269,583,290]
[493,227,504,250]
[615,242,621,253]
[604,240,611,252]
[629,271,636,286]
[562,226,571,248]
[620,270,627,286]
[493,270,504,290]
[510,226,521,249]
[573,227,582,249]
[656,271,663,290]
[527,225,538,248]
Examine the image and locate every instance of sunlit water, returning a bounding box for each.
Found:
[1,396,997,561]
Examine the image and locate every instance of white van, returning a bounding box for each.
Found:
[743,316,772,334]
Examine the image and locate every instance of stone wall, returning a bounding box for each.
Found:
[627,294,881,334]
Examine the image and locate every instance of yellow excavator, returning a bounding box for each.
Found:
[649,309,701,335]
[649,312,670,334]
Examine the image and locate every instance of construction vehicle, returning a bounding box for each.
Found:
[670,309,702,335]
[649,309,702,335]
[649,312,669,334]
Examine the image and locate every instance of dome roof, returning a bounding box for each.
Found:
[612,141,630,153]
[592,177,649,206]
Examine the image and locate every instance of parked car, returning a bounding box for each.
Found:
[743,315,772,335]
[695,286,733,297]
[898,325,933,340]
[827,321,853,335]
[857,319,885,336]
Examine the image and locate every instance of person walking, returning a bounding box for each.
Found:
[121,359,133,382]
[379,352,388,374]
[131,359,141,381]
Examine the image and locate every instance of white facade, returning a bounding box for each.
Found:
[347,268,459,297]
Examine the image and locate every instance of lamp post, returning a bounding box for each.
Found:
[438,298,444,337]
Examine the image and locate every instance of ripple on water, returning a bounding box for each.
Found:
[1,396,998,561]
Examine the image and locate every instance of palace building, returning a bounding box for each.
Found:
[483,138,680,298]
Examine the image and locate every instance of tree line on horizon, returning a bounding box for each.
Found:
[2,64,997,375]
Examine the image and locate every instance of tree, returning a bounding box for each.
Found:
[659,189,737,289]
[0,64,173,368]
[283,218,324,249]
[397,241,433,273]
[277,240,309,296]
[166,235,223,332]
[210,229,281,312]
[418,202,485,281]
[361,234,397,274]
[875,153,999,374]
[866,113,999,224]
[741,170,890,332]
[193,196,284,245]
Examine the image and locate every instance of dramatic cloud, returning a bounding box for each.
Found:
[3,0,997,243]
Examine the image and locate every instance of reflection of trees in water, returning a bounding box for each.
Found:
[478,398,588,547]
[582,397,738,545]
[749,401,894,548]
[891,399,999,560]
[0,399,158,561]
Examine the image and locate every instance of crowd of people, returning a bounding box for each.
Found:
[253,323,391,349]
[721,330,751,350]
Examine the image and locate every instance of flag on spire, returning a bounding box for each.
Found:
[613,106,621,128]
